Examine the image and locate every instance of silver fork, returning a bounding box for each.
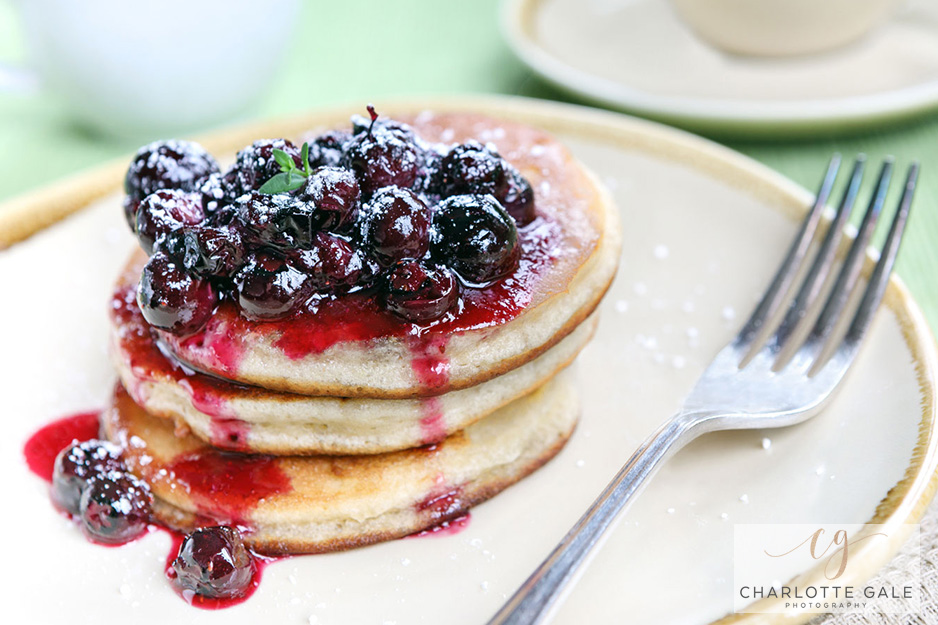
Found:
[487,155,920,625]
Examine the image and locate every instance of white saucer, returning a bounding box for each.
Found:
[2,97,936,624]
[503,0,938,135]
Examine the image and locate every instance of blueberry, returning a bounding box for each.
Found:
[296,167,361,232]
[350,113,415,141]
[234,192,314,250]
[138,253,218,335]
[498,166,536,225]
[430,194,520,284]
[417,148,445,197]
[79,471,151,545]
[135,189,205,255]
[235,253,310,320]
[292,232,361,290]
[172,526,256,600]
[343,130,420,196]
[307,130,351,169]
[123,198,141,232]
[223,139,303,198]
[163,225,244,279]
[51,439,123,515]
[198,172,228,215]
[383,260,458,322]
[124,140,219,225]
[361,187,430,266]
[438,141,506,198]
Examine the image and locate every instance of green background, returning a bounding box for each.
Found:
[1,0,935,330]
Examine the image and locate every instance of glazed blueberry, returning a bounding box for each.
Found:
[124,140,219,217]
[498,166,536,225]
[51,439,123,515]
[361,187,430,265]
[135,189,205,255]
[206,202,239,228]
[383,260,458,322]
[350,111,415,140]
[234,191,314,250]
[138,253,218,335]
[122,198,141,232]
[293,232,360,289]
[198,172,228,215]
[418,148,445,197]
[344,130,420,196]
[79,471,151,545]
[124,113,543,328]
[172,526,256,600]
[296,167,361,231]
[163,225,244,279]
[431,194,520,284]
[438,141,505,198]
[224,139,303,197]
[235,253,310,320]
[307,130,351,168]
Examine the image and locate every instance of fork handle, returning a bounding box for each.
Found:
[486,412,710,625]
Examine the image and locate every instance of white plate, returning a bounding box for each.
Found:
[2,97,937,624]
[503,0,938,135]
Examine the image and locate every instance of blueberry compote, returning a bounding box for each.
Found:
[49,437,152,544]
[126,106,542,336]
[23,411,273,609]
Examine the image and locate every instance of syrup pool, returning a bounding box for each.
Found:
[23,411,101,481]
[22,409,284,610]
[24,407,472,610]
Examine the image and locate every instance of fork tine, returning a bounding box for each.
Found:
[733,155,841,349]
[843,163,919,348]
[808,158,895,345]
[769,157,868,352]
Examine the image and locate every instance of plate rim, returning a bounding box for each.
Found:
[501,0,938,134]
[2,95,936,624]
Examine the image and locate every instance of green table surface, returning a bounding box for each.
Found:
[1,0,935,332]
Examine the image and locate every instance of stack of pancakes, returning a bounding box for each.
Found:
[103,113,621,555]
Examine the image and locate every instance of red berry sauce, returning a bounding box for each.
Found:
[23,408,289,609]
[417,486,463,520]
[407,513,471,538]
[23,412,102,481]
[25,403,475,609]
[112,285,254,448]
[418,398,448,446]
[165,450,292,525]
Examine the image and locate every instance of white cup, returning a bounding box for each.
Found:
[11,0,300,139]
[670,0,902,57]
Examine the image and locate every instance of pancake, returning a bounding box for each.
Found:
[141,112,620,398]
[111,270,597,453]
[102,370,579,555]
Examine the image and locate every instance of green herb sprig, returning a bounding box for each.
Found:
[258,142,311,194]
